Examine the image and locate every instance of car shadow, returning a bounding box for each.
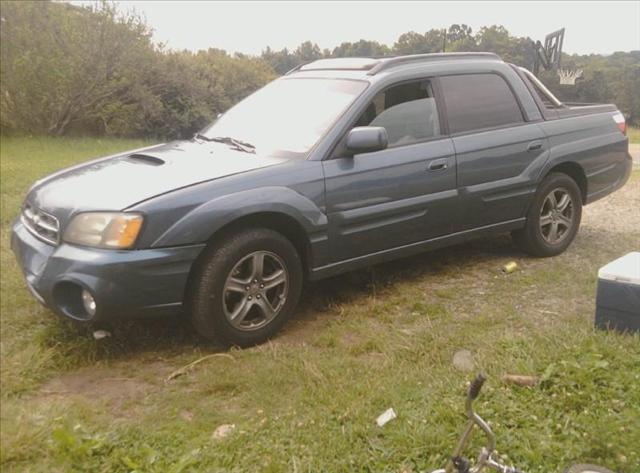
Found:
[285,233,522,335]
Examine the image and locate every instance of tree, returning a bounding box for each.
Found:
[0,1,156,135]
[294,41,323,63]
[1,1,276,138]
[393,30,444,55]
[331,40,391,58]
[261,46,301,75]
[446,24,476,51]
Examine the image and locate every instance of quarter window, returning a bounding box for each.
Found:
[354,80,440,147]
[440,74,524,134]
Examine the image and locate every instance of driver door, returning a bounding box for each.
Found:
[322,79,457,263]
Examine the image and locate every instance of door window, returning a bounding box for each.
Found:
[439,74,524,134]
[354,80,441,147]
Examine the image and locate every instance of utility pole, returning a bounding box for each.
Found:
[442,28,447,52]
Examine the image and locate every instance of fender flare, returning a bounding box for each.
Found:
[151,186,328,248]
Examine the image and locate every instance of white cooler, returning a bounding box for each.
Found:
[595,252,640,333]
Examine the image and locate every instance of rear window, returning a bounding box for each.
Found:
[440,74,524,134]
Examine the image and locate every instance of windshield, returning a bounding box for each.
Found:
[201,78,367,158]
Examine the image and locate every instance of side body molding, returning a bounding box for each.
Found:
[151,186,329,264]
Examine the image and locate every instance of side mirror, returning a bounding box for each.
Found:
[346,126,388,154]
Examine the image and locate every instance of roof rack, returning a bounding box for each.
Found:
[366,52,502,75]
[285,52,502,76]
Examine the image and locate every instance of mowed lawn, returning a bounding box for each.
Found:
[1,136,639,473]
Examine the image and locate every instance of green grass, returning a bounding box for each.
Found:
[1,136,639,472]
[627,127,640,144]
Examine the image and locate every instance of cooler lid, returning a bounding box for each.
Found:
[598,252,640,285]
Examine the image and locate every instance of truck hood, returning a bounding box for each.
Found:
[28,140,285,216]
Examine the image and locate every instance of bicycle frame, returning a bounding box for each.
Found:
[432,374,523,473]
[431,375,615,473]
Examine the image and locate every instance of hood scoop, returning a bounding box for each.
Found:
[125,154,165,166]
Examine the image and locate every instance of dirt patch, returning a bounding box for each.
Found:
[40,371,151,399]
[581,174,640,233]
[34,360,171,411]
[276,310,333,346]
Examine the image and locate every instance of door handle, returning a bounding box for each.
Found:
[428,159,448,171]
[527,141,543,151]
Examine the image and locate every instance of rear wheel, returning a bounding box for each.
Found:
[512,172,582,257]
[189,227,303,347]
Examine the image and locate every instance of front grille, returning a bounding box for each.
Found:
[21,203,60,245]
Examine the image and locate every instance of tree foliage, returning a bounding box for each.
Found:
[1,1,638,140]
[0,1,274,139]
[1,1,156,135]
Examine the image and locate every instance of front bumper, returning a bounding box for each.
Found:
[10,219,205,321]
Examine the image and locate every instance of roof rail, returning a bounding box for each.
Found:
[284,61,310,76]
[366,52,502,75]
[285,57,381,75]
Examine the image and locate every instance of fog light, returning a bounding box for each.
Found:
[81,289,96,317]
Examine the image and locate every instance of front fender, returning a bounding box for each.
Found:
[151,186,328,248]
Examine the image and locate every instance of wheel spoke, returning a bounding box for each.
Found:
[547,192,558,209]
[251,253,265,280]
[548,222,559,241]
[263,269,286,290]
[226,277,248,293]
[540,213,553,227]
[255,297,276,320]
[230,297,252,323]
[556,193,571,212]
[557,214,572,228]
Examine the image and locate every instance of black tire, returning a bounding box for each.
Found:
[563,464,616,473]
[189,227,303,347]
[512,172,582,257]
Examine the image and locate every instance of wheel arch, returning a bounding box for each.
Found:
[203,211,313,273]
[182,210,315,317]
[151,186,328,261]
[542,161,587,204]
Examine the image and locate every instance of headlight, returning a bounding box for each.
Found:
[64,212,144,249]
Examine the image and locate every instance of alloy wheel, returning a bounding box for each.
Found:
[539,187,574,244]
[222,251,288,331]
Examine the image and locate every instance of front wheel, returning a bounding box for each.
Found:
[189,227,303,347]
[512,172,582,257]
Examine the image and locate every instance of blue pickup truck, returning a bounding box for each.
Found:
[12,52,632,346]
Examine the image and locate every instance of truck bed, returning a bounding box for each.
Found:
[558,103,618,119]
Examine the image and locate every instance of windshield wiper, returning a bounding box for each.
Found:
[194,133,255,154]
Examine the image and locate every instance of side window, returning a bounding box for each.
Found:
[440,74,524,134]
[354,80,440,147]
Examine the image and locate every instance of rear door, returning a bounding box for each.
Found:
[323,79,457,262]
[439,73,548,231]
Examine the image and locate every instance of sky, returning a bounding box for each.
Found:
[74,1,640,56]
